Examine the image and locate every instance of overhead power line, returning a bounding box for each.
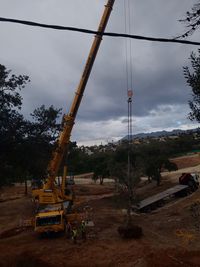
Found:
[0,17,200,46]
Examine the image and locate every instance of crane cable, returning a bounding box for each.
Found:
[124,0,133,143]
[124,0,134,214]
[128,0,133,94]
[128,0,133,142]
[124,0,129,97]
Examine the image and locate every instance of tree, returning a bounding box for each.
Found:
[92,152,111,185]
[178,2,200,38]
[0,64,62,187]
[141,142,177,186]
[30,105,61,142]
[109,145,141,195]
[164,159,178,172]
[66,143,89,175]
[144,157,177,186]
[0,64,30,186]
[183,49,200,122]
[16,105,62,181]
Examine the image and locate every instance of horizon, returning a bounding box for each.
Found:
[77,125,199,146]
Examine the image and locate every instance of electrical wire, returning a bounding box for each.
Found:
[0,17,200,46]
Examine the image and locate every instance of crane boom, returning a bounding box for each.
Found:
[46,0,115,188]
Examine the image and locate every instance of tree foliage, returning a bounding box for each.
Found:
[0,64,61,186]
[19,105,61,180]
[66,134,199,189]
[139,142,177,186]
[184,49,200,122]
[109,145,141,188]
[30,105,61,142]
[178,2,200,38]
[0,64,29,186]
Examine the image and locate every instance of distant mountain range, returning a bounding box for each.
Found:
[122,128,199,140]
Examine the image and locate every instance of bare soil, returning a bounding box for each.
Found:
[171,154,200,170]
[0,154,200,267]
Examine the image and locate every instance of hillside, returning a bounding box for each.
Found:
[122,128,199,140]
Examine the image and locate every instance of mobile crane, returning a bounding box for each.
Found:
[32,0,115,234]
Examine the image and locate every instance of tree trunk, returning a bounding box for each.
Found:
[156,172,161,186]
[99,176,104,185]
[115,177,119,192]
[24,176,27,195]
[148,176,152,183]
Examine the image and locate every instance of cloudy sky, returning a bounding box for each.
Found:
[0,0,199,145]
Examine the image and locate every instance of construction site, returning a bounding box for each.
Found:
[0,154,200,267]
[1,0,200,266]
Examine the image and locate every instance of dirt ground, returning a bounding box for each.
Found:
[171,154,200,170]
[0,154,200,267]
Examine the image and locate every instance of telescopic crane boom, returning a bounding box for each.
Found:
[33,0,115,234]
[45,0,115,191]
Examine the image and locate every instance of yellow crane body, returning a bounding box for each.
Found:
[33,0,115,234]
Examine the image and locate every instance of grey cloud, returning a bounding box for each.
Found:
[0,0,199,143]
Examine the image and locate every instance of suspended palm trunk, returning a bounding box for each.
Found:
[127,91,133,224]
[127,152,133,224]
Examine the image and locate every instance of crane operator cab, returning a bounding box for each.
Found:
[35,203,65,234]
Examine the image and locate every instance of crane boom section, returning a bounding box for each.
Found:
[46,0,115,188]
